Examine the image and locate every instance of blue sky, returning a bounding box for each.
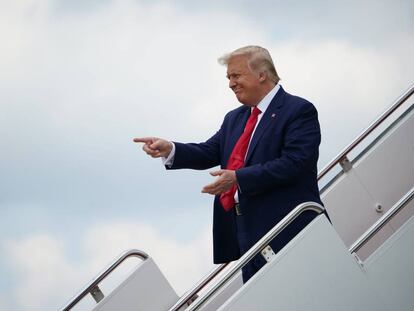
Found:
[0,0,413,310]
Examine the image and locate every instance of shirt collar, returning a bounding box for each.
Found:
[254,84,280,113]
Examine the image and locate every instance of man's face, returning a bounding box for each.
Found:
[226,55,262,106]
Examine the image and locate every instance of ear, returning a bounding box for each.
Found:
[258,72,266,82]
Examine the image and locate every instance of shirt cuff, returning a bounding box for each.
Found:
[162,142,175,167]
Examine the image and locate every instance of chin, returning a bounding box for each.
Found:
[235,94,246,105]
[236,97,251,106]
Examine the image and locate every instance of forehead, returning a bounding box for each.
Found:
[226,55,251,74]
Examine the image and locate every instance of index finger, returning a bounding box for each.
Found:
[133,137,153,144]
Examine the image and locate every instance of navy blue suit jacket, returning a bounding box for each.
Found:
[169,86,322,263]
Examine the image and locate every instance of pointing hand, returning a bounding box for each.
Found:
[133,137,173,158]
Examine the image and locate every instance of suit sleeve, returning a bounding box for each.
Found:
[236,101,320,194]
[167,129,222,170]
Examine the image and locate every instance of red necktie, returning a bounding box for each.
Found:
[220,106,262,211]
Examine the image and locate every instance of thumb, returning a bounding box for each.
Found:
[151,139,171,152]
[150,139,163,149]
[210,170,224,177]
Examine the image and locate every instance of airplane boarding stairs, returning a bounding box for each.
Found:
[62,84,414,311]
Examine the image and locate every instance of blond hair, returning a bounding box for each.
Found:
[218,45,280,84]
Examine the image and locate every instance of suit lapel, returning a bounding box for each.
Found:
[245,87,285,163]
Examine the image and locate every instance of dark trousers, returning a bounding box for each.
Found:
[234,212,266,283]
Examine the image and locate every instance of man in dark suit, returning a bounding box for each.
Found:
[134,46,322,282]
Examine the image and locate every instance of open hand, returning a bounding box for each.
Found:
[202,169,237,195]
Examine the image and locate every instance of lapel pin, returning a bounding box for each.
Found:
[271,113,276,118]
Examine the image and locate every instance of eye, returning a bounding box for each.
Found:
[227,73,241,81]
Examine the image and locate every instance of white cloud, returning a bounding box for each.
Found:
[0,0,265,144]
[4,234,85,311]
[0,295,11,310]
[2,222,213,311]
